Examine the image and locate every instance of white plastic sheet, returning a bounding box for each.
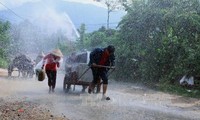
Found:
[179,75,194,85]
[34,60,43,72]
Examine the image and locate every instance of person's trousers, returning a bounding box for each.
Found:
[91,68,108,84]
[45,70,57,89]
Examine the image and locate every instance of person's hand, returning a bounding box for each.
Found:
[92,63,97,67]
[110,66,115,69]
[41,65,44,69]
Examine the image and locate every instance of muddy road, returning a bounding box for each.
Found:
[0,68,200,120]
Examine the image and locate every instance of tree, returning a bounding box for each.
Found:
[77,23,86,49]
[89,31,106,48]
[75,25,117,51]
[116,0,200,85]
[0,20,10,67]
[95,0,128,29]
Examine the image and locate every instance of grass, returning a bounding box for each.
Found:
[158,83,200,98]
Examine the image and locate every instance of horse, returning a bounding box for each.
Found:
[8,54,35,78]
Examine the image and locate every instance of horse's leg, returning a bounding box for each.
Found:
[8,64,13,77]
[22,71,26,77]
[25,71,28,77]
[8,68,12,77]
[18,70,21,77]
[9,69,13,77]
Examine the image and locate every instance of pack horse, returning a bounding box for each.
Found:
[8,54,35,78]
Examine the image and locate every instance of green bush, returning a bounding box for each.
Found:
[0,58,8,68]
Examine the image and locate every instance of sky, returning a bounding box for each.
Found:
[0,0,124,40]
[0,0,110,42]
[0,0,124,51]
[0,0,106,11]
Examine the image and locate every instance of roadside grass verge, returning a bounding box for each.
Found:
[158,83,200,98]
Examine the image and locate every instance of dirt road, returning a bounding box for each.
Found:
[0,68,200,120]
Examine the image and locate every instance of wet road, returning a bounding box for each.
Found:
[0,70,200,120]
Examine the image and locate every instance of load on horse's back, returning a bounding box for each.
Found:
[8,54,35,78]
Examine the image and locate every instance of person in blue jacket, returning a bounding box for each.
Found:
[88,45,115,100]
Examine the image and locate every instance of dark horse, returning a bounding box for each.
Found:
[8,54,35,78]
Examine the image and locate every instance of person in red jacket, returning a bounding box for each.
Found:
[42,49,63,93]
[88,45,115,100]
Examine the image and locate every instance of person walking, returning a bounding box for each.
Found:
[42,49,63,93]
[88,45,115,100]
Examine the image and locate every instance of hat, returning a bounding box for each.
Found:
[107,45,115,53]
[50,49,63,57]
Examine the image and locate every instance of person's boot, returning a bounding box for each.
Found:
[102,95,110,100]
[102,84,110,100]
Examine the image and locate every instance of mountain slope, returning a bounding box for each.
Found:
[0,0,125,32]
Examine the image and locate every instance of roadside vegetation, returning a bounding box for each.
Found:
[75,0,200,98]
[1,0,200,98]
[0,21,10,68]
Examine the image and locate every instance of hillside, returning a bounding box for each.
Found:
[0,0,125,32]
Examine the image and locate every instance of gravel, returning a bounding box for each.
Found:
[1,68,200,120]
[0,98,69,120]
